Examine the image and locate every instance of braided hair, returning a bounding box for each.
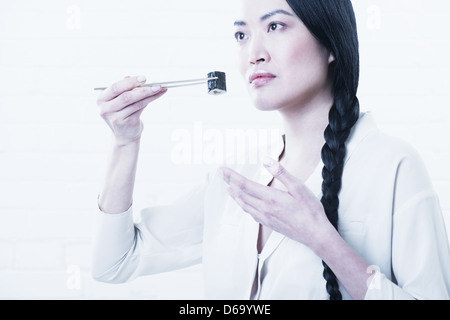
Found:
[285,0,361,300]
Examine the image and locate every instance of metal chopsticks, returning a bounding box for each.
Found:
[94,77,218,91]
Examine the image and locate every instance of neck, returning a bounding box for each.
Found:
[277,92,333,179]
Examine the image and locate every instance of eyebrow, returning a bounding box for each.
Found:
[234,9,294,26]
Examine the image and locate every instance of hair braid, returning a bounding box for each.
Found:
[321,90,360,300]
[285,0,360,300]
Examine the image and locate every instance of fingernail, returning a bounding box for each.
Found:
[151,85,161,92]
[137,76,147,83]
[263,157,275,167]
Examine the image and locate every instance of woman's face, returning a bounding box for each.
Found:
[234,0,334,112]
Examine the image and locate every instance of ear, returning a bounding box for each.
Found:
[328,52,335,64]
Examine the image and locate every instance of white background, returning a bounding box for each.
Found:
[0,0,449,299]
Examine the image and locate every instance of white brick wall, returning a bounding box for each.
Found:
[0,0,449,299]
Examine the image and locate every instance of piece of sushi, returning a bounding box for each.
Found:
[207,71,227,95]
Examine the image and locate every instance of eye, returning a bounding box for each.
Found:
[268,22,285,32]
[234,32,247,42]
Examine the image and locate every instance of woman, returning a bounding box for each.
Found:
[92,0,450,300]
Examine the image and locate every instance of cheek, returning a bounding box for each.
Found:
[285,40,318,69]
[237,48,248,78]
[282,39,330,85]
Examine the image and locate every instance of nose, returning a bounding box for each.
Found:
[248,33,270,65]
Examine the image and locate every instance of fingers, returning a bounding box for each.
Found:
[98,76,147,102]
[220,167,273,201]
[263,157,305,196]
[117,88,168,120]
[104,90,167,137]
[103,86,165,114]
[226,187,262,218]
[221,168,292,228]
[219,166,287,215]
[97,76,165,110]
[220,164,327,245]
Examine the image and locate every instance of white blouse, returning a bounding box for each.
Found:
[91,112,450,300]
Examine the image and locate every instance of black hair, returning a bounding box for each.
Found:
[285,0,361,300]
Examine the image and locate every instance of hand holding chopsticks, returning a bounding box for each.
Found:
[94,71,226,95]
[94,76,217,91]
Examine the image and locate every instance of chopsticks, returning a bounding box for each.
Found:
[94,76,218,91]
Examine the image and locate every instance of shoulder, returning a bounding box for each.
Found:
[340,112,440,222]
[347,112,425,166]
[345,112,434,194]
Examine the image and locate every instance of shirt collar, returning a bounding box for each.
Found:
[344,111,379,164]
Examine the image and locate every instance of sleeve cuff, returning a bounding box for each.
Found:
[91,205,136,281]
[97,204,133,217]
[364,271,416,300]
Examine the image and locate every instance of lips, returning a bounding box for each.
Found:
[249,72,276,86]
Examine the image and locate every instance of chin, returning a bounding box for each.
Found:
[253,103,279,112]
[250,92,291,112]
[251,98,278,112]
[248,89,279,112]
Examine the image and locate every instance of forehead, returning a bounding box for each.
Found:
[235,0,295,21]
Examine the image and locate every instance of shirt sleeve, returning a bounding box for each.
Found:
[365,147,450,300]
[91,178,209,284]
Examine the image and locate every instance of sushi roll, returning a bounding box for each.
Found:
[207,71,227,95]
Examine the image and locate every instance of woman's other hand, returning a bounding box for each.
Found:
[220,158,333,250]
